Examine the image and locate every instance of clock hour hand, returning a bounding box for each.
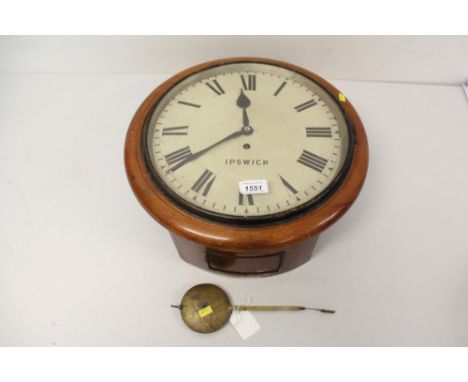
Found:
[170,91,253,172]
[236,89,251,127]
[169,126,252,171]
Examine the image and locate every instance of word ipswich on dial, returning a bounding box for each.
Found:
[224,159,269,166]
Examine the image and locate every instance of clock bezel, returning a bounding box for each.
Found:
[125,57,368,252]
[140,63,354,227]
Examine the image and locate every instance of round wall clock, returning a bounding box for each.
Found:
[125,57,368,276]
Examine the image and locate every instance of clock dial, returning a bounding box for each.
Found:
[144,62,351,222]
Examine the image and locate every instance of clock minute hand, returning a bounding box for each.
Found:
[192,129,244,157]
[169,127,250,172]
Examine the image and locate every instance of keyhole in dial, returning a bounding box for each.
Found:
[243,143,251,150]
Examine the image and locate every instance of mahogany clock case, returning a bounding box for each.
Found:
[125,57,369,275]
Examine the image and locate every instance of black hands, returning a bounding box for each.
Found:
[169,89,254,172]
[236,89,251,128]
[169,129,248,171]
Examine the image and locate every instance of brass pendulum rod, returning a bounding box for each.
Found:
[231,305,335,314]
[170,304,335,313]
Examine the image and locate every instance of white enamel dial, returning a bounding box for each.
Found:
[145,62,351,219]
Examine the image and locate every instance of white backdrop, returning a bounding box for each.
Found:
[1,36,467,84]
[1,36,468,346]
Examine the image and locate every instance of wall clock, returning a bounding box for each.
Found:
[125,57,368,276]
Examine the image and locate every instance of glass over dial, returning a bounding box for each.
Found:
[144,62,352,223]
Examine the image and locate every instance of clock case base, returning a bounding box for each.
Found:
[171,233,318,276]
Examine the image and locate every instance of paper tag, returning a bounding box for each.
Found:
[229,311,261,340]
[198,305,213,318]
[238,180,269,195]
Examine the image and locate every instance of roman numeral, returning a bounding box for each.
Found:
[274,81,287,96]
[177,100,201,108]
[279,175,298,194]
[238,192,254,205]
[306,127,332,138]
[297,150,328,172]
[295,99,317,112]
[205,79,225,95]
[165,146,192,170]
[240,74,256,91]
[162,126,189,136]
[191,169,216,197]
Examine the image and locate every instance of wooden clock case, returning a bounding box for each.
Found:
[124,57,368,276]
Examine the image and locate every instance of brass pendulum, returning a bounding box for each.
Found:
[171,283,335,334]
